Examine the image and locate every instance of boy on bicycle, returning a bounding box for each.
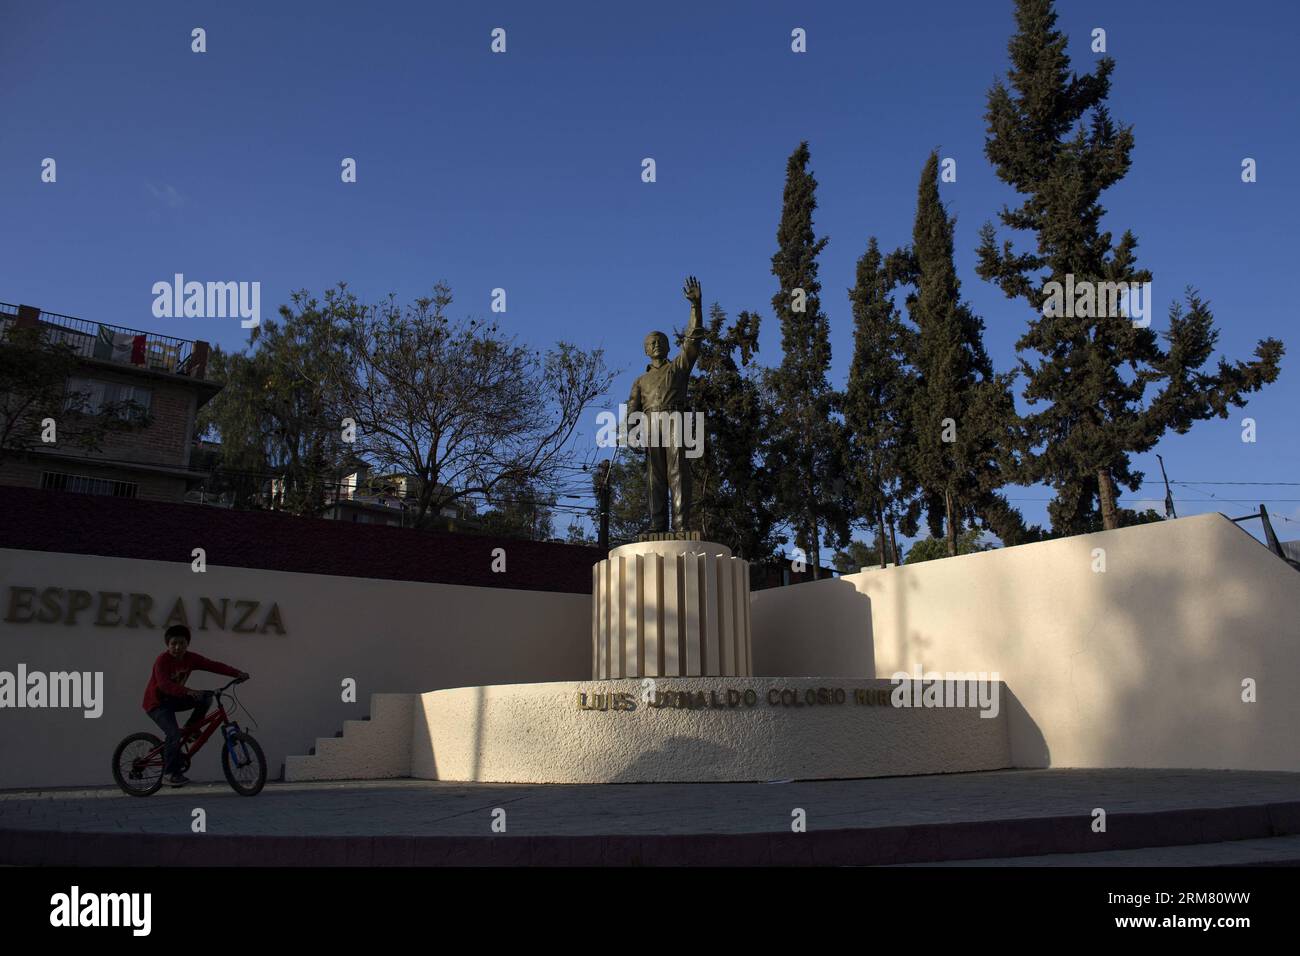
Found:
[141,624,249,788]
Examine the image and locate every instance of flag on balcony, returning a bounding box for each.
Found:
[93,325,146,365]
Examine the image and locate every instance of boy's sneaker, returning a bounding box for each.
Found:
[163,773,190,787]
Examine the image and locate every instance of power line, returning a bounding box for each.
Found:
[993,502,1300,509]
[1171,480,1300,487]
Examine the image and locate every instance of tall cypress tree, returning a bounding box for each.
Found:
[979,0,1283,531]
[844,237,916,566]
[890,152,1017,556]
[766,142,848,576]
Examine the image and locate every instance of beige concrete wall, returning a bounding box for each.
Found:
[0,548,590,789]
[751,514,1300,772]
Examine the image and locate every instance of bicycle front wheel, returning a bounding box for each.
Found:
[112,732,165,797]
[221,731,267,796]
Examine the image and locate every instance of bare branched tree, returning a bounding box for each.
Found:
[316,283,613,526]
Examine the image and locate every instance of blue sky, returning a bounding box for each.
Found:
[2,1,1297,547]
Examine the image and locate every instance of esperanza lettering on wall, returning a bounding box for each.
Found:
[2,586,287,634]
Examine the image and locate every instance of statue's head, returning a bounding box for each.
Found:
[643,331,669,362]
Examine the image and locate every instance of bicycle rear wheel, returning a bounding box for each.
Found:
[112,732,165,797]
[221,731,267,796]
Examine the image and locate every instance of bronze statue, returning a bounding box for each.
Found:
[626,276,706,533]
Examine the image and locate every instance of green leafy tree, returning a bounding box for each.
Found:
[977,0,1283,532]
[196,348,263,476]
[905,527,994,564]
[197,295,347,515]
[478,474,556,540]
[766,141,850,577]
[688,303,781,560]
[832,533,904,574]
[564,517,595,545]
[591,453,647,544]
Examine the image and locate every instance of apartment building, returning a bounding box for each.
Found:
[0,302,221,501]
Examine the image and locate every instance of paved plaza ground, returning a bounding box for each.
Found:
[3,768,1299,865]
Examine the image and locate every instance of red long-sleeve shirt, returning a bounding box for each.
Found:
[142,650,242,712]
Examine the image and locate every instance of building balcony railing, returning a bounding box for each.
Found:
[0,301,211,379]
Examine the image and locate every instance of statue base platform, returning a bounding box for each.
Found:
[592,540,751,679]
[285,678,1012,784]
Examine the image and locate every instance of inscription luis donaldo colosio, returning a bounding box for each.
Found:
[579,686,893,711]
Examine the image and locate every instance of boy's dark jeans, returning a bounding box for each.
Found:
[147,692,212,775]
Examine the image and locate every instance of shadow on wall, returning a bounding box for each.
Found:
[1004,685,1050,768]
[610,736,739,783]
[1066,518,1300,770]
[843,515,1298,771]
[412,699,438,780]
[752,577,874,678]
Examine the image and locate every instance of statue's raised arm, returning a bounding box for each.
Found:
[680,275,706,368]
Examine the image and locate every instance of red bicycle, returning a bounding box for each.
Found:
[112,677,267,797]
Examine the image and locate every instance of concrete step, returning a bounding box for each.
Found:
[285,694,416,782]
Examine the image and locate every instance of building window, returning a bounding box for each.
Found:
[64,376,152,422]
[40,472,138,498]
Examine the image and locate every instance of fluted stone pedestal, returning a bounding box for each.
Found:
[592,540,752,678]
